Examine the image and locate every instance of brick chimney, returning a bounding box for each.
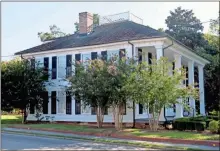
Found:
[79,12,93,34]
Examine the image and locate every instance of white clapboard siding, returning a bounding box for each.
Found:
[58,56,66,79]
[107,50,119,60]
[57,91,66,114]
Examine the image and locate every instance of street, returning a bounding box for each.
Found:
[1,133,149,150]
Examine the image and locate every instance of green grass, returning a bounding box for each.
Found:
[1,115,22,124]
[21,124,115,133]
[1,115,218,141]
[122,129,219,140]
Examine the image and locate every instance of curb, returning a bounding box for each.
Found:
[7,126,220,147]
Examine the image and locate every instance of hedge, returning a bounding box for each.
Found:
[173,120,206,131]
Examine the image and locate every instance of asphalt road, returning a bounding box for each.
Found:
[1,133,149,150]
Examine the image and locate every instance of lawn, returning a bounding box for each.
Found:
[1,115,218,141]
[1,115,22,124]
[122,129,219,140]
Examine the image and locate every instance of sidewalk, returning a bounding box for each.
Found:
[2,127,219,150]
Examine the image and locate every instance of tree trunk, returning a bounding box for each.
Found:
[96,106,104,128]
[22,108,27,124]
[114,104,124,131]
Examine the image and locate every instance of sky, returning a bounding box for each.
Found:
[2,2,219,61]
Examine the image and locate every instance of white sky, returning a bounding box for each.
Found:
[2,2,219,60]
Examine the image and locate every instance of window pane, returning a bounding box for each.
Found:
[51,91,56,114]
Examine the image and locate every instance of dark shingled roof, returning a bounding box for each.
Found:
[15,20,167,55]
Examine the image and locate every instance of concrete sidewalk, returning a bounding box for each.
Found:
[2,127,219,150]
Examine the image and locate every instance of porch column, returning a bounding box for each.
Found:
[174,53,183,119]
[198,65,205,115]
[155,45,165,121]
[188,60,196,117]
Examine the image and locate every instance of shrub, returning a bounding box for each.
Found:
[208,120,219,133]
[174,117,206,131]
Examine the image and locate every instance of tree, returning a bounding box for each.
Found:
[69,58,111,128]
[1,58,49,123]
[165,7,205,49]
[125,57,198,131]
[107,55,136,130]
[74,14,100,33]
[38,25,69,42]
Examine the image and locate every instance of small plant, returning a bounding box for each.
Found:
[208,120,219,133]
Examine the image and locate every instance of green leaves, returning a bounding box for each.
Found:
[1,58,49,113]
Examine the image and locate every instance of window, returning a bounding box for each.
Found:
[91,52,97,60]
[51,91,56,114]
[58,56,66,79]
[107,50,119,61]
[119,49,126,59]
[139,103,143,114]
[101,51,107,61]
[91,106,108,115]
[148,52,152,64]
[138,49,142,63]
[52,57,57,79]
[66,55,72,78]
[44,57,49,80]
[75,54,81,75]
[42,91,48,114]
[75,92,81,115]
[66,92,72,115]
[82,53,91,67]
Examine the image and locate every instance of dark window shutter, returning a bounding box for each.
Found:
[172,62,175,75]
[42,91,48,114]
[66,91,72,115]
[31,58,35,69]
[91,52,97,60]
[51,91,56,114]
[101,51,107,61]
[66,55,72,78]
[148,53,152,64]
[75,92,81,115]
[44,57,49,80]
[75,54,81,62]
[119,49,126,59]
[139,103,143,114]
[52,56,57,79]
[75,54,81,75]
[186,67,189,86]
[138,49,142,63]
[30,104,35,114]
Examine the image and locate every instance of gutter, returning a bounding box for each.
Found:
[162,39,174,123]
[128,41,135,128]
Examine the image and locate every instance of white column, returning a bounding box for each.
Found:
[155,45,163,60]
[198,65,205,115]
[188,60,196,117]
[174,53,183,119]
[155,45,166,122]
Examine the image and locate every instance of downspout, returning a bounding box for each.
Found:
[162,39,174,123]
[128,41,135,128]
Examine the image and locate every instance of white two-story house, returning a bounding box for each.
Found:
[15,12,209,124]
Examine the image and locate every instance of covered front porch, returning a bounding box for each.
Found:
[131,38,208,122]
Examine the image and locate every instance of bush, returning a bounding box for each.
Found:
[208,120,219,133]
[174,117,207,131]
